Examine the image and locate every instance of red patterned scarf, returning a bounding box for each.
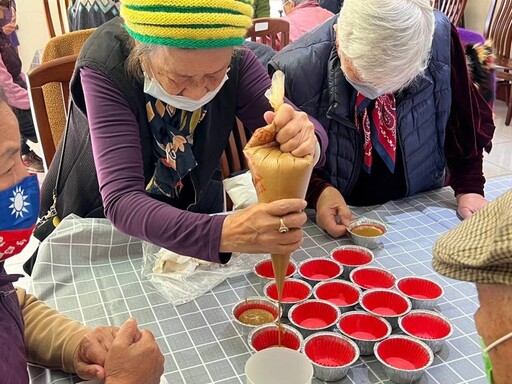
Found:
[354,93,397,173]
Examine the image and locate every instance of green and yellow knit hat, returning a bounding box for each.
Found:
[121,0,254,49]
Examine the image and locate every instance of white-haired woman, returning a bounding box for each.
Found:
[38,0,327,268]
[271,0,495,237]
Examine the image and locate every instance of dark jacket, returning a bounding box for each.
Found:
[40,18,240,219]
[269,12,452,197]
[318,0,343,14]
[0,265,27,384]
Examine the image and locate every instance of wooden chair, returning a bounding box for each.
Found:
[44,0,70,37]
[28,54,77,168]
[484,0,512,125]
[246,17,290,51]
[220,118,251,210]
[39,29,95,152]
[433,0,468,26]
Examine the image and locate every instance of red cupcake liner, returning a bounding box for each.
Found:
[299,259,342,281]
[339,312,390,340]
[397,277,443,300]
[251,326,302,351]
[254,259,297,279]
[290,300,339,329]
[361,290,410,316]
[351,267,396,290]
[304,333,358,367]
[265,279,312,303]
[314,281,360,307]
[376,337,431,370]
[400,312,452,340]
[332,247,373,267]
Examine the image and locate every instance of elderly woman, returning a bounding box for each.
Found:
[39,0,326,265]
[270,0,495,237]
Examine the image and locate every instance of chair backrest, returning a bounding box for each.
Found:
[39,29,95,152]
[220,118,251,210]
[246,17,290,51]
[484,0,512,60]
[28,54,77,168]
[44,0,70,37]
[433,0,468,25]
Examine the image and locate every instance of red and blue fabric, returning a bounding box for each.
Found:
[355,93,397,174]
[0,175,39,261]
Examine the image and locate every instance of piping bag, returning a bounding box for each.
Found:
[243,71,314,309]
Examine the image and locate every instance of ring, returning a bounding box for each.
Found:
[279,218,289,233]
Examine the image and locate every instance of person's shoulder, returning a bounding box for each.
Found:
[271,15,337,67]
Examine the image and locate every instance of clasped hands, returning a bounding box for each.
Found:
[73,318,164,384]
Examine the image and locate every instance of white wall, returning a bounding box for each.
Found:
[16,0,68,72]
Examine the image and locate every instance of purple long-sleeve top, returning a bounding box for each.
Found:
[80,48,327,264]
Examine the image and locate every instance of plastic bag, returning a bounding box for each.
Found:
[142,241,267,306]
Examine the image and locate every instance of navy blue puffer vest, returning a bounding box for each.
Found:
[270,12,451,196]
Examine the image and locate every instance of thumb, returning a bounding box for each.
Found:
[75,362,105,380]
[266,199,307,216]
[457,206,473,220]
[263,111,275,125]
[115,318,139,346]
[338,206,355,227]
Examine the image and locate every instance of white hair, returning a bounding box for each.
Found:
[337,0,435,94]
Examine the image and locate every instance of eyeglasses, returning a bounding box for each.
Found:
[282,0,292,6]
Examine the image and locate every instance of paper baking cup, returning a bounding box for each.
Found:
[396,277,444,310]
[337,311,392,355]
[313,280,361,313]
[303,332,359,381]
[360,289,411,328]
[254,258,297,279]
[298,258,343,286]
[350,267,396,290]
[254,259,297,294]
[264,278,312,317]
[232,297,280,335]
[398,310,453,353]
[330,246,374,279]
[289,300,341,338]
[248,323,303,352]
[375,335,434,383]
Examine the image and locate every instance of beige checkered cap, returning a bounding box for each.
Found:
[433,190,512,285]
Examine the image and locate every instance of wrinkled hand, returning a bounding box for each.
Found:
[263,103,317,158]
[456,193,489,219]
[2,22,16,35]
[104,318,164,384]
[74,326,119,380]
[316,186,355,238]
[221,198,307,254]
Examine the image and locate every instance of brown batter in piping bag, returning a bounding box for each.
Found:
[243,70,315,321]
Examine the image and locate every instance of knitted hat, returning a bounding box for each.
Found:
[433,190,512,285]
[121,0,254,49]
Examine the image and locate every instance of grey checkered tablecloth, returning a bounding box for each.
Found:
[28,176,512,384]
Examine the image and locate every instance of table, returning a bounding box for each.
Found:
[28,176,512,384]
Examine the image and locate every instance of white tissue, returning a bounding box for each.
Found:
[222,170,258,210]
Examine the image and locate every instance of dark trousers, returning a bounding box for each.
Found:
[13,108,37,155]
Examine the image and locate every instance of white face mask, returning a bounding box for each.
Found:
[344,75,384,100]
[143,72,229,112]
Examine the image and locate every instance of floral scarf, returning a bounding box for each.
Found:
[144,95,207,198]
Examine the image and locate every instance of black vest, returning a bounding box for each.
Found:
[40,18,241,219]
